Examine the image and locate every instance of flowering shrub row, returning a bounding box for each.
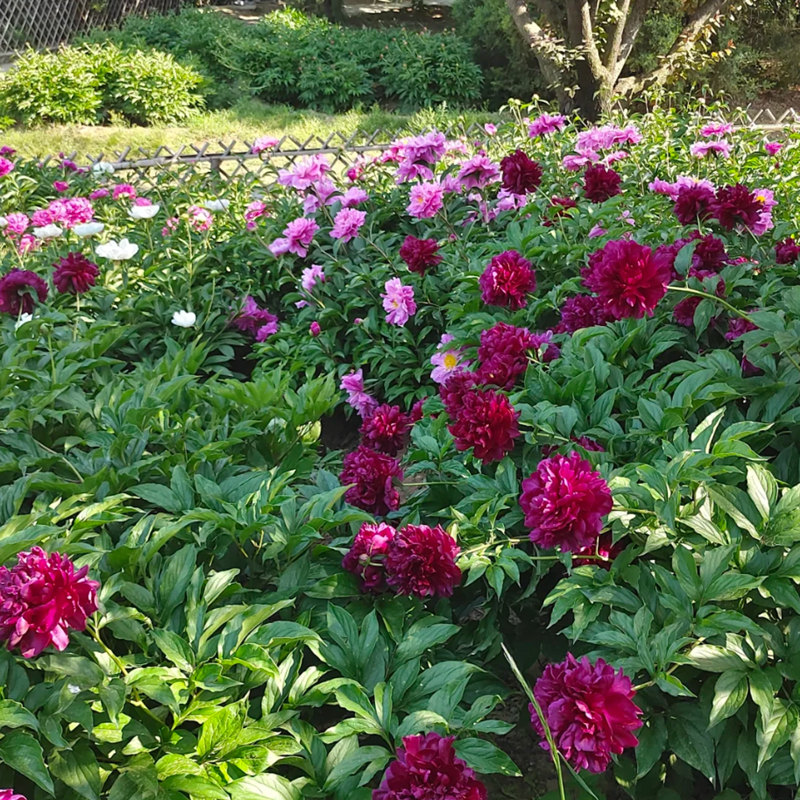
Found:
[2,107,800,799]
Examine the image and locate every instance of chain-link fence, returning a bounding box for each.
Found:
[0,0,182,57]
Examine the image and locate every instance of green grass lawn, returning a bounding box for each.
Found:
[2,99,499,160]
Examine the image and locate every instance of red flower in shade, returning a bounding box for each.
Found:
[532,654,642,773]
[448,389,520,464]
[776,237,800,265]
[339,445,403,516]
[409,397,426,423]
[672,296,702,327]
[520,452,612,551]
[479,250,536,309]
[53,253,99,295]
[0,270,48,316]
[439,370,477,417]
[583,165,622,203]
[342,522,396,592]
[385,525,461,598]
[689,233,728,275]
[500,149,543,195]
[475,322,534,389]
[374,733,486,800]
[0,790,26,800]
[550,197,578,217]
[555,295,613,333]
[361,404,410,456]
[725,314,758,341]
[582,239,672,320]
[0,548,99,658]
[673,184,715,225]
[573,532,624,568]
[399,235,442,275]
[711,184,763,230]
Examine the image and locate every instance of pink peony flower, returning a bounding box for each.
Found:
[531,654,642,773]
[0,790,26,800]
[381,278,416,326]
[529,113,566,138]
[385,525,461,598]
[375,733,486,800]
[162,217,179,237]
[340,187,369,207]
[764,141,783,156]
[252,136,280,154]
[458,155,501,190]
[582,239,672,320]
[309,320,321,337]
[53,253,99,295]
[0,270,48,315]
[751,188,776,236]
[0,158,14,178]
[448,388,520,464]
[112,184,137,201]
[577,125,642,152]
[520,452,612,551]
[476,322,534,390]
[479,250,536,309]
[342,522,396,593]
[407,181,445,219]
[588,224,607,239]
[330,207,366,242]
[301,263,325,292]
[431,333,470,384]
[649,178,678,198]
[399,236,442,275]
[277,155,330,191]
[0,548,99,658]
[341,369,379,418]
[339,445,402,515]
[187,205,213,232]
[690,141,731,158]
[89,188,109,200]
[563,152,599,171]
[3,213,29,237]
[700,122,733,138]
[269,217,319,257]
[244,200,268,230]
[484,123,497,136]
[361,404,410,455]
[603,150,629,166]
[233,296,279,339]
[53,180,69,193]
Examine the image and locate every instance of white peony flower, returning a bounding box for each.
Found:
[202,199,230,212]
[33,224,63,239]
[96,238,139,260]
[92,161,115,175]
[130,203,160,220]
[73,222,105,237]
[0,216,7,229]
[171,310,196,328]
[14,313,32,330]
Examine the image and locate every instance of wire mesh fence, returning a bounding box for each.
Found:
[0,0,183,57]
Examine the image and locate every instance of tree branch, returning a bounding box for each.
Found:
[615,0,732,95]
[579,0,610,83]
[529,0,563,32]
[609,0,652,82]
[603,0,633,73]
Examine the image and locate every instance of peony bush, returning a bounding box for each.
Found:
[1,105,800,798]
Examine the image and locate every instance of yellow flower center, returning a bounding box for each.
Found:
[444,353,458,369]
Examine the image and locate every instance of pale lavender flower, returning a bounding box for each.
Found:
[381,278,416,326]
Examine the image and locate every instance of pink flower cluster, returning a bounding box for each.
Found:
[278,155,331,191]
[381,278,416,326]
[232,296,279,342]
[340,369,378,418]
[269,217,319,257]
[31,197,94,229]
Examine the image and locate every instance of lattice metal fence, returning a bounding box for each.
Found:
[0,0,183,57]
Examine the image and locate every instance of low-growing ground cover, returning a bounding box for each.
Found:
[1,108,800,800]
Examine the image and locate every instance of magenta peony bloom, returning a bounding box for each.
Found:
[0,548,99,658]
[476,322,534,390]
[0,790,26,800]
[89,188,109,200]
[384,525,461,599]
[407,181,444,219]
[458,155,501,190]
[330,207,366,242]
[309,320,321,337]
[3,213,29,237]
[245,200,268,230]
[776,237,800,264]
[340,187,369,207]
[382,278,416,326]
[529,113,566,138]
[440,370,477,417]
[480,250,536,310]
[700,122,733,138]
[448,388,520,464]
[112,184,136,201]
[341,369,379,418]
[577,125,642,152]
[0,270,48,315]
[399,236,442,275]
[711,184,763,231]
[0,157,14,177]
[0,146,16,157]
[583,165,622,203]
[162,217,179,237]
[531,654,642,773]
[17,236,38,255]
[672,296,702,327]
[520,452,612,551]
[343,522,396,593]
[484,123,497,136]
[269,217,318,257]
[673,183,715,225]
[300,263,325,293]
[530,330,560,362]
[500,150,543,195]
[563,152,599,171]
[374,733,485,800]
[278,155,330,191]
[187,205,213,233]
[233,296,278,339]
[582,239,672,320]
[649,178,678,198]
[690,140,731,158]
[555,294,613,333]
[725,314,758,342]
[764,141,783,156]
[340,445,402,515]
[53,180,69,193]
[252,136,280,154]
[361,404,410,455]
[53,253,99,295]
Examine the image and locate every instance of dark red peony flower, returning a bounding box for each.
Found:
[409,397,426,423]
[673,184,715,225]
[479,250,536,309]
[555,294,613,333]
[520,452,612,551]
[399,235,442,275]
[374,732,486,800]
[384,525,461,598]
[583,165,622,203]
[0,548,99,658]
[233,296,279,338]
[439,370,477,417]
[500,149,543,195]
[711,184,763,230]
[582,239,672,320]
[448,388,520,464]
[776,237,800,265]
[53,252,99,295]
[725,314,758,341]
[360,404,410,456]
[476,322,534,389]
[531,654,642,773]
[672,296,702,327]
[550,196,578,215]
[339,445,403,516]
[689,233,728,275]
[573,532,624,568]
[0,270,48,316]
[342,522,396,592]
